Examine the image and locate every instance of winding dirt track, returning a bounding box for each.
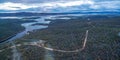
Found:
[0,30,89,60]
[41,30,89,53]
[0,30,89,53]
[11,42,21,60]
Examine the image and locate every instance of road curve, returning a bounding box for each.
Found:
[0,30,89,53]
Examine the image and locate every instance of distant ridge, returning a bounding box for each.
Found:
[0,12,120,17]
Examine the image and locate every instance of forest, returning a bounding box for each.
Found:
[0,15,120,60]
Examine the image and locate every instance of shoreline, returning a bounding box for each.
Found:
[0,16,51,44]
[0,30,24,44]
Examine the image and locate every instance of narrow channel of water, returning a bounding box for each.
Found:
[6,16,55,60]
[1,15,72,60]
[1,16,52,44]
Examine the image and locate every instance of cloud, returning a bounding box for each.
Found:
[0,2,38,10]
[0,0,120,12]
[0,0,94,11]
[90,1,120,9]
[41,0,94,8]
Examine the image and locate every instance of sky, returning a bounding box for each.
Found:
[0,0,120,13]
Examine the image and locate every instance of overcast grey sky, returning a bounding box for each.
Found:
[0,0,120,13]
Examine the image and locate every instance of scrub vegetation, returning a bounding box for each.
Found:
[0,15,120,60]
[17,15,120,60]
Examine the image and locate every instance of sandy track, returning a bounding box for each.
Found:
[0,30,89,53]
[28,30,89,53]
[41,30,89,53]
[11,42,21,60]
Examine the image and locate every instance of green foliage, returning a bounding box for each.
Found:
[0,18,35,42]
[22,15,120,60]
[1,15,120,60]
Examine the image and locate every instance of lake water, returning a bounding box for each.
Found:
[1,16,53,43]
